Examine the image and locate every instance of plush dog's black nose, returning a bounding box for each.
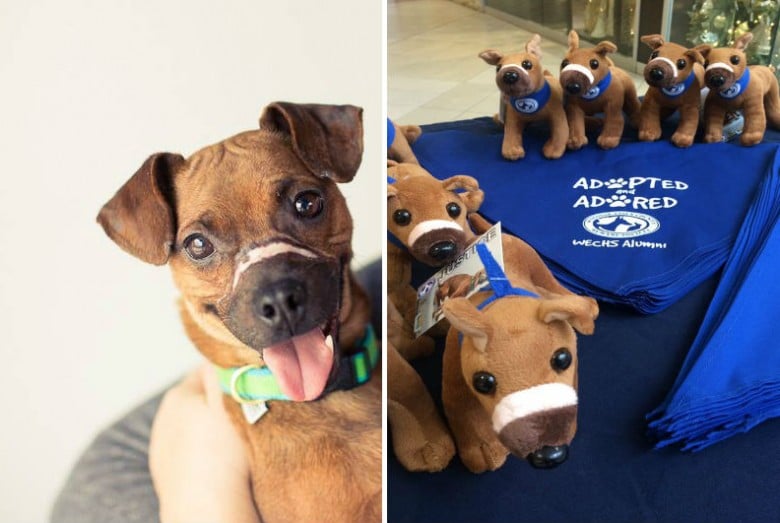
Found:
[429,241,457,262]
[565,82,582,95]
[255,279,307,328]
[527,445,569,469]
[649,67,664,82]
[502,71,519,85]
[709,74,726,88]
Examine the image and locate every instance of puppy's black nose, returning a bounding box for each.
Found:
[429,241,457,262]
[255,279,307,328]
[565,82,582,95]
[709,74,726,88]
[527,445,569,469]
[502,71,519,85]
[649,67,664,82]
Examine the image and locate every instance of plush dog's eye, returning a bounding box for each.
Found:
[183,234,215,261]
[473,372,496,395]
[730,55,740,65]
[293,190,324,218]
[521,60,532,70]
[551,348,572,372]
[650,50,659,59]
[446,202,461,218]
[561,59,569,69]
[676,58,687,70]
[393,209,411,226]
[589,58,599,69]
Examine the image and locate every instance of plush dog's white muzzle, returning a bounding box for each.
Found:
[561,63,595,85]
[706,62,735,74]
[407,220,464,248]
[492,383,578,433]
[648,56,679,78]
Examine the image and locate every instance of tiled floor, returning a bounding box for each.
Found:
[388,0,647,125]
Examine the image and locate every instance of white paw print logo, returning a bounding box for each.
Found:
[606,194,631,207]
[606,178,627,189]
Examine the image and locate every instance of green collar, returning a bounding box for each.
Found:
[216,324,379,404]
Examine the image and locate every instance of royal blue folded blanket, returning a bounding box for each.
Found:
[412,118,779,313]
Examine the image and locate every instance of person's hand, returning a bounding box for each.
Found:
[149,363,260,523]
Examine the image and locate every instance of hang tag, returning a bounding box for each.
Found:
[241,401,269,424]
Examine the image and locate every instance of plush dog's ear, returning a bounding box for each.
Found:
[479,49,504,66]
[441,175,484,212]
[593,40,618,57]
[734,32,754,51]
[97,152,185,265]
[640,34,665,50]
[259,102,363,183]
[538,296,598,335]
[694,44,712,60]
[442,298,491,352]
[525,34,543,59]
[567,30,580,52]
[685,47,706,65]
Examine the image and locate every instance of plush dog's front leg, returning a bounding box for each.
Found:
[740,96,767,146]
[566,103,588,150]
[703,100,727,143]
[543,108,569,159]
[502,107,526,160]
[671,102,699,148]
[638,95,663,142]
[597,99,625,149]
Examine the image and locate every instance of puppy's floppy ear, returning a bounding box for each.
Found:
[538,296,599,335]
[640,34,665,50]
[479,49,504,66]
[442,298,491,352]
[97,152,185,265]
[259,102,363,183]
[685,48,706,65]
[694,44,712,60]
[593,40,618,57]
[441,175,484,212]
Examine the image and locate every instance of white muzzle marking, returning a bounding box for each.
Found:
[407,220,464,248]
[498,63,530,77]
[561,63,595,85]
[492,383,578,434]
[706,61,734,74]
[649,56,679,79]
[233,242,318,290]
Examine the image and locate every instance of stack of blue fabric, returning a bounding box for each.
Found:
[411,118,780,450]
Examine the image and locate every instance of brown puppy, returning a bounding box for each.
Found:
[701,32,780,146]
[479,34,569,160]
[97,102,380,522]
[639,34,708,148]
[560,30,641,150]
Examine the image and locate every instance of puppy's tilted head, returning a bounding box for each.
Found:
[387,163,483,267]
[701,33,752,93]
[98,102,366,402]
[479,34,545,99]
[559,30,616,97]
[641,34,707,89]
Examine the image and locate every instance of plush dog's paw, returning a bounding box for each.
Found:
[741,131,764,146]
[638,127,662,142]
[459,440,509,473]
[567,135,588,150]
[597,134,621,149]
[542,141,566,159]
[419,434,457,472]
[671,132,694,148]
[703,131,722,143]
[502,144,525,161]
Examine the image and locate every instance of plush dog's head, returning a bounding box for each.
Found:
[559,30,616,97]
[387,162,483,267]
[701,33,752,92]
[443,294,596,468]
[641,34,707,89]
[479,34,546,99]
[98,102,367,402]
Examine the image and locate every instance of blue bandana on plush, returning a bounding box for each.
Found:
[661,72,696,99]
[411,117,780,450]
[509,80,552,115]
[716,67,751,100]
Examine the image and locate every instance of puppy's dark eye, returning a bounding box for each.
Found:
[473,372,496,395]
[521,59,532,70]
[589,58,599,69]
[446,202,461,218]
[561,59,570,69]
[393,209,411,226]
[294,190,324,218]
[551,348,572,372]
[730,55,740,65]
[676,58,687,69]
[183,234,215,261]
[650,50,659,59]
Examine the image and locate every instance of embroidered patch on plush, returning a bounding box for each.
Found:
[717,67,751,100]
[581,70,612,100]
[510,80,552,115]
[661,72,695,98]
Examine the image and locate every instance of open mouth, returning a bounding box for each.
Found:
[260,315,339,402]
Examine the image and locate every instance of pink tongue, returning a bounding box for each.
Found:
[261,328,334,401]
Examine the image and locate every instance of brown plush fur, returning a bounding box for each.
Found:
[388,121,422,164]
[560,30,641,150]
[97,102,380,522]
[638,34,708,148]
[479,34,569,160]
[700,33,780,146]
[440,214,599,473]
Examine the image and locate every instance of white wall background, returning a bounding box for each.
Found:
[0,1,382,520]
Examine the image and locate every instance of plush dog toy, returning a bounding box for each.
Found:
[479,34,569,160]
[560,30,641,150]
[638,34,708,148]
[388,119,422,164]
[700,33,780,146]
[441,215,599,473]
